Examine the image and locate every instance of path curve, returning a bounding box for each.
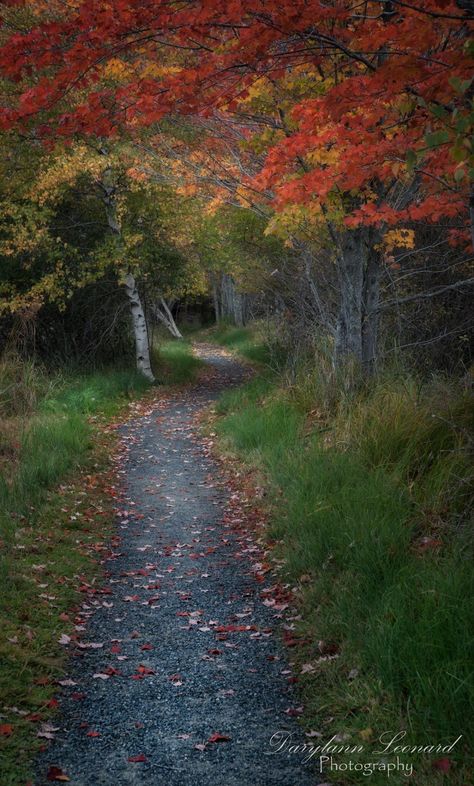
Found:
[36,345,318,786]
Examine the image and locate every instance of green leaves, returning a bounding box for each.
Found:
[425,130,450,148]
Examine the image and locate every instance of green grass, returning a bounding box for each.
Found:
[213,336,474,785]
[210,324,273,365]
[156,338,203,384]
[0,338,199,785]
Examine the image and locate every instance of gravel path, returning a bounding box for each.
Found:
[35,346,319,786]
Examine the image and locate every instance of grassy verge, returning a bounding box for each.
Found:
[210,324,273,365]
[0,339,199,785]
[212,327,473,785]
[156,338,204,384]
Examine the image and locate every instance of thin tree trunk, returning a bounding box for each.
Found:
[334,230,364,366]
[361,246,382,374]
[151,298,183,338]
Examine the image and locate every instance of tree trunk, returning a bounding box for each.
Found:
[124,273,155,381]
[334,230,364,366]
[99,165,154,381]
[151,298,183,339]
[361,248,381,374]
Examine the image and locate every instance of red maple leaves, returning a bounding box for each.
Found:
[0,1,470,243]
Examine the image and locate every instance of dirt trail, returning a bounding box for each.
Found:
[36,345,318,786]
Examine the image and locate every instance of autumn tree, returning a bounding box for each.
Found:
[0,0,472,371]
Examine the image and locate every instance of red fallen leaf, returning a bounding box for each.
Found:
[140,643,153,651]
[433,758,452,773]
[147,596,160,605]
[71,692,86,701]
[207,649,222,656]
[47,698,59,709]
[110,643,121,654]
[46,766,70,782]
[208,732,231,744]
[86,730,101,737]
[105,666,122,676]
[0,724,13,736]
[137,665,155,675]
[128,754,148,763]
[59,613,69,622]
[26,713,42,722]
[215,624,254,633]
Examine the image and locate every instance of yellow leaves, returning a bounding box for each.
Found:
[175,183,198,197]
[102,58,136,82]
[305,145,339,168]
[264,201,336,242]
[140,63,180,79]
[383,229,415,253]
[235,184,254,208]
[32,145,106,204]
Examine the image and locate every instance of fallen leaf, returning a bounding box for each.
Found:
[194,743,207,752]
[86,730,101,737]
[432,758,452,773]
[46,766,70,782]
[284,706,304,717]
[0,724,13,736]
[359,727,373,741]
[207,732,231,743]
[128,754,148,763]
[58,634,71,646]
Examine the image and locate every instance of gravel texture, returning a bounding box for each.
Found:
[35,346,319,786]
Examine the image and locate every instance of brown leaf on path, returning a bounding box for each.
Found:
[86,730,101,737]
[137,664,155,675]
[207,732,231,743]
[46,766,70,782]
[0,723,13,736]
[128,753,148,763]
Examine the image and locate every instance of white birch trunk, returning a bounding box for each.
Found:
[151,298,183,339]
[100,165,154,382]
[124,273,155,381]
